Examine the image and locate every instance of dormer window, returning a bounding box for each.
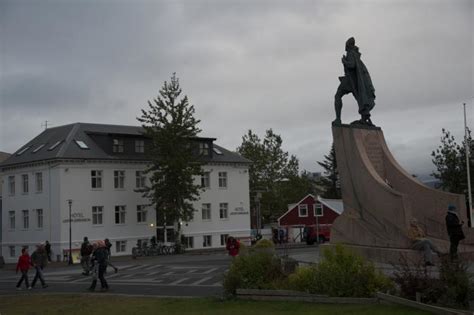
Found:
[199,142,210,156]
[75,140,89,149]
[113,139,124,153]
[135,140,145,153]
[16,146,31,156]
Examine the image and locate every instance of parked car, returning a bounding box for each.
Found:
[303,225,331,245]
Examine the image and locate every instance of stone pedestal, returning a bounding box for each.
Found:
[329,124,473,261]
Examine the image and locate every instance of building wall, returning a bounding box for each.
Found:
[279,195,340,226]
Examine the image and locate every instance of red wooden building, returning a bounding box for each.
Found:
[277,194,343,243]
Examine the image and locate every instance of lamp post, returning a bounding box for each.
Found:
[67,199,73,265]
[463,103,473,227]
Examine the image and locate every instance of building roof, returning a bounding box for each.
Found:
[0,151,11,163]
[317,196,344,215]
[0,122,251,168]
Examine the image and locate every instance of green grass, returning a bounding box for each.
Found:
[0,295,432,315]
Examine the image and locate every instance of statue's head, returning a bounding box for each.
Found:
[345,37,355,51]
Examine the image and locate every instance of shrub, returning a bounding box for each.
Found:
[438,257,472,308]
[254,239,274,249]
[223,251,285,295]
[288,244,393,297]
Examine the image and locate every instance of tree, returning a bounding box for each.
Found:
[137,73,202,241]
[317,143,341,199]
[237,129,314,223]
[431,128,473,199]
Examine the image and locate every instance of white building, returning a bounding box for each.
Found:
[0,123,251,263]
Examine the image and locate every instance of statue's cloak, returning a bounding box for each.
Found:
[343,47,376,115]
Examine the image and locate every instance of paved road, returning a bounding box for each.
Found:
[0,246,320,297]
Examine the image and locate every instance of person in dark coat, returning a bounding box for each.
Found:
[80,237,93,275]
[31,244,48,288]
[45,241,52,262]
[88,241,109,292]
[446,205,465,260]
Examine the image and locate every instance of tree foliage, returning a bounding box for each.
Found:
[431,128,473,200]
[317,143,341,199]
[137,73,202,231]
[237,129,314,223]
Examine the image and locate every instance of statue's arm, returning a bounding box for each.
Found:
[342,51,356,69]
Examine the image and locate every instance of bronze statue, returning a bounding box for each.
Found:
[333,37,376,126]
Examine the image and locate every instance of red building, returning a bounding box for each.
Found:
[277,194,343,243]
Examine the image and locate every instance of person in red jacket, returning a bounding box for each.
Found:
[16,247,33,290]
[226,237,240,258]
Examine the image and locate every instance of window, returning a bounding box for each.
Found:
[203,235,212,247]
[298,204,308,217]
[213,147,223,155]
[9,211,15,229]
[35,172,43,193]
[113,139,124,153]
[9,246,15,258]
[92,206,103,225]
[219,203,228,219]
[183,236,194,249]
[16,146,30,155]
[36,209,43,229]
[218,172,227,188]
[202,203,211,220]
[114,170,125,189]
[314,203,323,217]
[75,140,89,149]
[8,176,15,195]
[115,240,127,253]
[32,144,45,153]
[199,142,210,156]
[135,140,145,153]
[115,205,126,224]
[201,172,210,188]
[91,170,102,189]
[22,174,28,194]
[137,205,147,223]
[22,210,29,229]
[220,234,229,246]
[48,140,62,151]
[135,171,146,188]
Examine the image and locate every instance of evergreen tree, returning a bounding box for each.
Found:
[317,143,341,199]
[137,73,202,239]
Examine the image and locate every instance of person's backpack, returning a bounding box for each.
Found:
[83,243,93,256]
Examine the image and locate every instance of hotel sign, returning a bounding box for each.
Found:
[230,207,249,215]
[62,212,91,223]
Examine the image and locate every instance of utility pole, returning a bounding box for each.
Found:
[463,103,473,227]
[41,120,51,130]
[67,199,73,265]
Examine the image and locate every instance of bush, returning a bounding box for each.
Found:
[254,239,274,249]
[223,251,285,295]
[288,244,393,297]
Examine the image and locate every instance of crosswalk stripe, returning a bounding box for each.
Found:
[169,277,190,285]
[202,267,218,274]
[144,264,162,270]
[189,276,212,286]
[127,265,149,271]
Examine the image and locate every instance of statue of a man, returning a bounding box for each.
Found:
[333,37,376,126]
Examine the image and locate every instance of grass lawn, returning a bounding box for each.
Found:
[0,294,432,315]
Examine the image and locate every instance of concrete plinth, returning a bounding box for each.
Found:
[330,124,474,262]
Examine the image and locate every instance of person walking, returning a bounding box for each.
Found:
[16,247,32,290]
[104,238,118,273]
[31,244,48,288]
[446,205,465,260]
[226,237,240,258]
[88,241,109,292]
[80,237,93,275]
[45,241,52,262]
[408,219,441,266]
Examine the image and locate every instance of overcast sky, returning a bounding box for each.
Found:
[1,0,472,179]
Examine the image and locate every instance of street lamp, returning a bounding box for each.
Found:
[463,103,473,227]
[67,199,73,265]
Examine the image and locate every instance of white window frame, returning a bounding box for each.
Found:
[9,246,15,258]
[136,205,147,223]
[220,234,229,246]
[135,171,146,188]
[219,203,229,220]
[8,176,15,196]
[22,174,28,194]
[9,211,15,230]
[35,172,43,193]
[22,210,29,229]
[36,209,43,229]
[115,205,126,224]
[92,206,103,225]
[114,170,125,189]
[113,139,124,153]
[91,170,103,189]
[202,203,211,221]
[135,140,145,153]
[115,240,127,253]
[203,235,212,248]
[201,172,210,188]
[298,204,308,217]
[218,172,227,189]
[183,236,194,249]
[314,203,324,217]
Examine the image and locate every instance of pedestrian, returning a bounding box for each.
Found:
[446,205,465,260]
[88,241,109,292]
[45,241,52,262]
[103,238,118,272]
[31,244,48,288]
[226,236,240,258]
[408,218,441,266]
[80,237,93,275]
[16,247,32,290]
